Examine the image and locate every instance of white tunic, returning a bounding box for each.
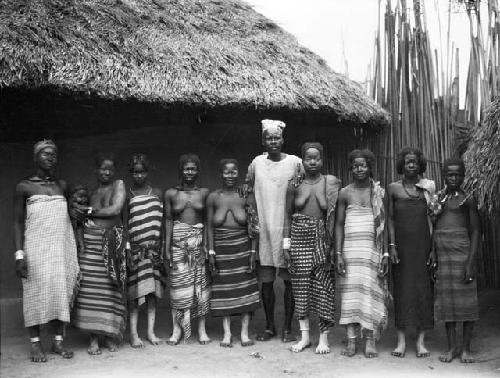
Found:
[247,153,302,267]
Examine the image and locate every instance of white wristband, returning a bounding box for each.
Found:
[15,250,24,260]
[87,207,93,215]
[209,249,216,256]
[383,252,389,257]
[126,242,131,250]
[282,238,291,250]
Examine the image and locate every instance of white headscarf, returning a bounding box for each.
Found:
[33,139,57,158]
[261,119,286,135]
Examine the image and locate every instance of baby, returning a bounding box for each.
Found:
[68,184,90,254]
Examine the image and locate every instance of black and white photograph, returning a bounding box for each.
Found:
[1,0,499,377]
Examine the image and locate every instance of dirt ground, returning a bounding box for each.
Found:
[2,288,500,378]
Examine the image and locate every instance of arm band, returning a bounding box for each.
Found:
[282,238,291,250]
[209,249,216,256]
[15,250,25,260]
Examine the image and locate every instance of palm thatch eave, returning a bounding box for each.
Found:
[0,0,389,128]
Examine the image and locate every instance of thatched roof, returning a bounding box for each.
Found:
[464,96,500,217]
[0,0,388,128]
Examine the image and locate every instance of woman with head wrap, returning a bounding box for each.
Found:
[163,154,211,345]
[13,140,80,362]
[283,142,341,354]
[245,119,303,343]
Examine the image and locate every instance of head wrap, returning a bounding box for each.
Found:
[261,119,286,135]
[33,139,57,158]
[301,142,323,158]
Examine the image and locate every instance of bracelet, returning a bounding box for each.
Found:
[15,250,25,260]
[383,252,390,257]
[87,207,93,215]
[282,238,291,250]
[125,242,131,250]
[208,249,216,256]
[250,250,256,254]
[389,243,396,247]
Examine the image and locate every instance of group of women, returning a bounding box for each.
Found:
[16,124,480,364]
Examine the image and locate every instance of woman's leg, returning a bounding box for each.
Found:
[167,309,182,345]
[87,333,101,355]
[129,300,144,348]
[364,329,378,358]
[291,318,310,352]
[146,295,161,345]
[241,313,254,346]
[316,320,330,354]
[28,325,46,362]
[391,328,406,357]
[461,321,475,363]
[416,328,430,358]
[51,320,74,358]
[220,316,232,347]
[198,315,211,344]
[439,322,458,362]
[341,323,357,357]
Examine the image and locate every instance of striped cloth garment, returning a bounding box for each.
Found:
[22,195,81,327]
[168,221,210,341]
[210,227,260,317]
[338,205,387,338]
[289,214,335,332]
[127,193,164,306]
[434,228,479,322]
[73,221,126,341]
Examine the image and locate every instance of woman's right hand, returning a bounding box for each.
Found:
[389,245,399,264]
[336,254,346,276]
[209,255,218,276]
[15,259,28,279]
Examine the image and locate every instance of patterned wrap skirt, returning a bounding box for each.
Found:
[434,228,479,322]
[290,213,335,332]
[210,227,260,317]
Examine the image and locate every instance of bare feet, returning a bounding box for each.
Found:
[198,331,211,345]
[416,344,430,358]
[364,338,378,358]
[130,333,144,348]
[290,338,311,353]
[52,340,74,359]
[315,342,330,355]
[147,333,162,346]
[220,335,233,348]
[341,338,356,357]
[30,341,47,363]
[391,344,406,358]
[167,328,182,346]
[87,336,101,355]
[241,339,255,347]
[439,348,459,363]
[460,350,475,363]
[104,338,118,352]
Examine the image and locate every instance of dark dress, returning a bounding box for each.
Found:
[392,195,434,330]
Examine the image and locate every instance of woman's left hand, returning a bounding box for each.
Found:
[247,253,256,273]
[464,262,476,284]
[378,256,389,277]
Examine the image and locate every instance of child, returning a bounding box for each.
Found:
[68,184,90,254]
[430,158,480,363]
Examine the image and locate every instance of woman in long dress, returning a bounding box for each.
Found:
[335,149,389,358]
[388,147,435,358]
[126,154,164,347]
[207,159,260,347]
[164,154,211,345]
[284,142,340,354]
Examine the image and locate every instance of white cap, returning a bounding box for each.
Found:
[261,119,286,135]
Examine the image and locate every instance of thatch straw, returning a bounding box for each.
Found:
[0,0,389,128]
[464,95,500,217]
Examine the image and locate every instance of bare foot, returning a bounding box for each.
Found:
[291,339,311,353]
[241,333,254,347]
[52,340,74,359]
[220,335,233,348]
[130,333,144,348]
[364,338,378,358]
[104,338,118,352]
[341,338,356,357]
[87,337,101,355]
[167,328,182,346]
[147,334,162,345]
[315,342,330,355]
[438,348,459,363]
[391,345,406,358]
[198,332,211,345]
[416,344,430,358]
[460,350,475,363]
[30,341,47,363]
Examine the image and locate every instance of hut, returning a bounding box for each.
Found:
[0,0,388,331]
[464,95,500,288]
